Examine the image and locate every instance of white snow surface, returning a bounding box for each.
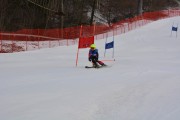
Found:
[1,17,180,120]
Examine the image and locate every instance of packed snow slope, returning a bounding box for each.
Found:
[1,17,180,120]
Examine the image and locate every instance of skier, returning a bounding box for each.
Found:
[88,44,106,68]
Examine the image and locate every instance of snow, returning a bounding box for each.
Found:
[1,16,180,120]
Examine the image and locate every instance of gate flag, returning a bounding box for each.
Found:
[78,36,94,49]
[104,31,115,58]
[172,26,178,31]
[105,41,114,49]
[76,36,94,66]
[171,23,178,38]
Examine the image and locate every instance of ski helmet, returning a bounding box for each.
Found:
[90,44,96,48]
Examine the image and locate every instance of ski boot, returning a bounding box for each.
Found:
[93,63,100,68]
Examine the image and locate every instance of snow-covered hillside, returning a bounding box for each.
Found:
[0,16,180,120]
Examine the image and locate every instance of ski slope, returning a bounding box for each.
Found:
[1,17,180,120]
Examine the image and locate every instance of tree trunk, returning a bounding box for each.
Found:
[90,0,96,25]
[137,0,143,15]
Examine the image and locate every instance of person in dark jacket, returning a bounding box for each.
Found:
[88,44,106,68]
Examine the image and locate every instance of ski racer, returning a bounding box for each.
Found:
[88,44,106,68]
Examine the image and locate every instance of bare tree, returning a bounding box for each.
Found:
[90,0,96,25]
[0,0,8,30]
[137,0,143,15]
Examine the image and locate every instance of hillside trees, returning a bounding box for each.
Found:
[0,0,179,31]
[0,0,48,31]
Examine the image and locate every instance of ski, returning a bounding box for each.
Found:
[85,65,108,69]
[85,66,95,68]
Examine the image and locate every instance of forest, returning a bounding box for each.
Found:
[0,0,178,31]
